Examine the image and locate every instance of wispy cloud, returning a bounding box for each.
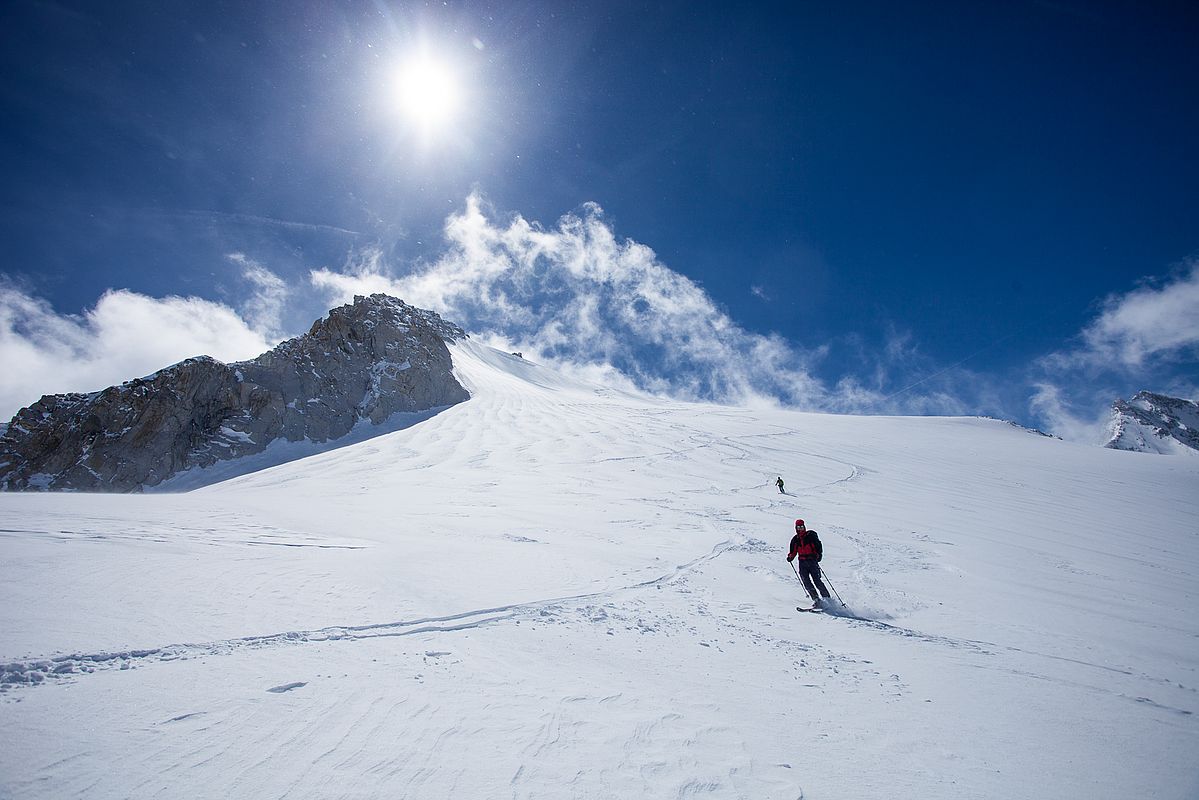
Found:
[1030,259,1199,442]
[1051,259,1199,370]
[228,252,289,341]
[0,283,273,418]
[313,194,830,407]
[0,194,1033,425]
[311,192,981,415]
[1028,383,1111,443]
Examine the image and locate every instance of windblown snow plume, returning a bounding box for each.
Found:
[312,194,852,409]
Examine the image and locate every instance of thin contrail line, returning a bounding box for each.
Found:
[884,332,1017,402]
[168,209,364,237]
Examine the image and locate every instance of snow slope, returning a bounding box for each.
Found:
[2,339,1197,799]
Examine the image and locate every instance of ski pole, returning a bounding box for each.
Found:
[818,565,847,607]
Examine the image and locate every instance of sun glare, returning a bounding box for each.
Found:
[393,52,461,134]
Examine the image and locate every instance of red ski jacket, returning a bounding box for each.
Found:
[787,530,823,562]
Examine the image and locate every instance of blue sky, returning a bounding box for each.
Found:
[1,1,1197,439]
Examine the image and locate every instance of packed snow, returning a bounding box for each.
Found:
[1,339,1197,799]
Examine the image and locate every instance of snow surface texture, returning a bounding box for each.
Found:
[1,339,1197,799]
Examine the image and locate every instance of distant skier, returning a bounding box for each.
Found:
[775,476,785,494]
[787,519,830,605]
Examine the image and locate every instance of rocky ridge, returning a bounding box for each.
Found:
[1104,391,1199,455]
[0,294,470,491]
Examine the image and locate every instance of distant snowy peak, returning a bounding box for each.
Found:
[0,294,470,492]
[1104,391,1199,455]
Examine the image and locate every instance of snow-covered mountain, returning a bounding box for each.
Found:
[1,337,1197,799]
[0,295,468,492]
[1105,390,1199,455]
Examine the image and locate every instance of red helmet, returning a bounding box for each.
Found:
[795,519,805,527]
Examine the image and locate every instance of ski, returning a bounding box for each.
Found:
[796,605,823,613]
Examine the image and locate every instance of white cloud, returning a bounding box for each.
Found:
[228,252,289,341]
[310,245,405,304]
[1029,260,1199,440]
[310,193,978,415]
[0,194,1012,423]
[312,194,832,407]
[1068,260,1199,369]
[0,285,274,419]
[1026,383,1107,443]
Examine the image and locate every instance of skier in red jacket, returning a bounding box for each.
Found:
[787,519,830,605]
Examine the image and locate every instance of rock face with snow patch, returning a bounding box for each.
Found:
[1104,391,1199,455]
[0,294,469,491]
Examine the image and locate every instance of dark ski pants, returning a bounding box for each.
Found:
[795,560,830,600]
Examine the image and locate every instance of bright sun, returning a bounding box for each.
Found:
[393,52,461,133]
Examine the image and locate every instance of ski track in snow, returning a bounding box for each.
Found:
[1,536,745,691]
[0,519,367,550]
[7,517,1190,720]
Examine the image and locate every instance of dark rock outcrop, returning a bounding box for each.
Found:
[0,294,469,491]
[1104,391,1199,455]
